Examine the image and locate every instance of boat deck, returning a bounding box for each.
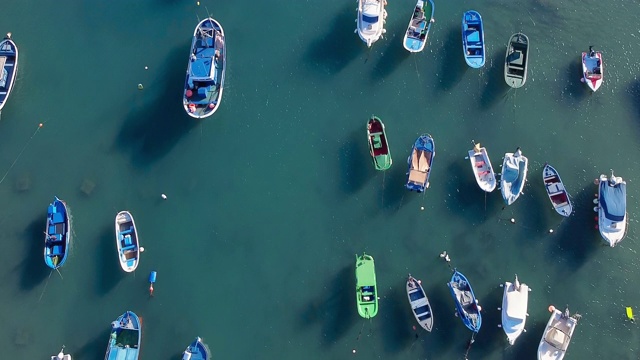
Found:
[584,53,602,79]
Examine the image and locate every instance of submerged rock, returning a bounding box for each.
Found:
[80,179,96,195]
[15,173,31,192]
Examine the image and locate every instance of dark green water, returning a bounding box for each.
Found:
[1,0,639,359]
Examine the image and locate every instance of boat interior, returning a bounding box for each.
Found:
[406,3,427,40]
[187,27,224,112]
[409,286,432,320]
[463,15,483,56]
[584,53,602,79]
[360,285,376,303]
[506,41,527,77]
[47,212,66,256]
[370,132,388,156]
[408,150,430,185]
[599,180,626,222]
[473,154,492,179]
[544,321,572,351]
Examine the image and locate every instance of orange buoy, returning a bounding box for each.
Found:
[188,103,196,112]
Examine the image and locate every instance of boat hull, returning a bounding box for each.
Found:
[367,116,392,170]
[468,144,496,192]
[406,275,433,331]
[582,51,603,92]
[447,269,481,332]
[406,134,435,192]
[115,211,140,272]
[537,307,579,360]
[0,35,18,111]
[542,164,573,216]
[462,10,485,68]
[44,197,71,270]
[105,311,141,360]
[501,276,529,345]
[500,148,528,205]
[504,33,529,88]
[355,253,378,318]
[597,173,627,246]
[402,0,434,53]
[356,0,387,47]
[183,337,211,360]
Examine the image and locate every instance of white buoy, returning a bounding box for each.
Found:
[352,349,356,354]
[549,229,554,234]
[161,193,167,200]
[140,247,145,252]
[137,83,144,90]
[420,206,424,210]
[510,218,516,224]
[144,66,148,70]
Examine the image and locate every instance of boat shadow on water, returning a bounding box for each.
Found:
[558,59,589,104]
[479,49,511,110]
[437,26,468,92]
[95,224,125,296]
[115,47,198,166]
[369,20,412,82]
[337,129,371,196]
[443,160,503,222]
[380,163,411,214]
[628,79,640,127]
[75,329,108,360]
[378,282,417,353]
[303,3,364,76]
[502,318,547,359]
[16,217,50,291]
[418,284,464,357]
[467,286,506,357]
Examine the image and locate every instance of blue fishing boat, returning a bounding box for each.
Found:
[183,18,226,119]
[405,134,435,192]
[461,10,485,68]
[402,0,434,53]
[44,197,70,270]
[447,269,482,333]
[182,337,211,360]
[105,311,141,360]
[0,33,18,111]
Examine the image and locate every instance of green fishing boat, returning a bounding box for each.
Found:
[367,116,392,170]
[355,253,378,319]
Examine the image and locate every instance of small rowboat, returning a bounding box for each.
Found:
[115,211,140,272]
[461,10,485,68]
[406,134,435,193]
[504,33,529,88]
[367,116,392,170]
[468,142,496,192]
[542,164,572,217]
[537,306,581,360]
[500,147,528,205]
[105,311,141,360]
[44,197,71,270]
[0,33,18,111]
[582,46,603,92]
[402,0,434,53]
[447,269,481,333]
[182,337,211,360]
[355,253,378,319]
[406,275,433,331]
[51,346,72,360]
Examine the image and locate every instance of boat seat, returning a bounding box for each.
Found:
[51,245,64,256]
[121,245,136,252]
[372,135,382,149]
[120,228,133,235]
[475,160,485,167]
[49,225,56,234]
[124,235,132,246]
[52,212,64,224]
[466,31,480,43]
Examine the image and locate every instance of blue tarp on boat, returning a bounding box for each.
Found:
[600,180,626,222]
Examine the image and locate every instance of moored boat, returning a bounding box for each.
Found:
[367,116,392,170]
[542,164,572,217]
[406,134,435,192]
[105,311,141,360]
[183,18,226,119]
[356,0,387,47]
[468,142,496,192]
[500,147,528,205]
[406,275,433,331]
[537,306,581,360]
[461,10,485,68]
[355,253,378,319]
[596,170,627,247]
[500,275,529,345]
[582,46,603,92]
[0,33,18,111]
[115,211,140,272]
[51,346,72,360]
[504,33,529,88]
[447,269,481,333]
[44,197,71,270]
[182,337,211,360]
[402,0,434,53]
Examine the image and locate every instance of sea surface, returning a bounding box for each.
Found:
[1,0,640,359]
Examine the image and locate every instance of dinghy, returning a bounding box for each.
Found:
[461,10,485,68]
[596,170,627,247]
[0,33,18,111]
[115,211,140,272]
[500,275,529,345]
[182,337,211,360]
[582,46,603,92]
[542,164,573,217]
[504,33,529,88]
[355,253,378,319]
[537,306,581,360]
[183,18,226,119]
[402,0,434,53]
[406,275,433,331]
[500,147,528,205]
[468,142,496,192]
[406,134,435,192]
[51,346,72,360]
[447,269,481,333]
[44,197,71,270]
[105,311,141,360]
[367,116,392,170]
[356,0,387,47]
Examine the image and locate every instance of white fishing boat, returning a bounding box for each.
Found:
[537,305,581,360]
[542,164,573,217]
[355,0,387,47]
[500,275,529,345]
[402,0,434,53]
[406,275,433,332]
[500,147,528,205]
[0,33,18,111]
[51,347,71,360]
[596,170,627,247]
[468,142,496,192]
[581,46,603,92]
[115,211,140,272]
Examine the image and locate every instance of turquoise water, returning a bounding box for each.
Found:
[1,0,639,358]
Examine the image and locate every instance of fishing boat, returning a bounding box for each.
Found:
[467,142,496,192]
[182,337,211,360]
[405,134,435,192]
[500,275,529,345]
[402,0,434,53]
[367,116,392,170]
[596,170,627,247]
[582,46,603,92]
[447,269,481,333]
[51,346,72,360]
[406,275,433,331]
[500,147,528,206]
[105,311,141,360]
[355,253,378,319]
[461,10,485,68]
[542,164,573,217]
[0,33,18,111]
[537,306,581,360]
[504,33,529,88]
[183,18,226,119]
[115,211,140,272]
[44,197,71,270]
[356,0,387,47]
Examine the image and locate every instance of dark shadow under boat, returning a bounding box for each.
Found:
[370,18,412,82]
[479,49,511,110]
[337,129,371,196]
[95,224,125,297]
[437,26,468,92]
[379,282,417,353]
[558,59,589,104]
[16,217,50,291]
